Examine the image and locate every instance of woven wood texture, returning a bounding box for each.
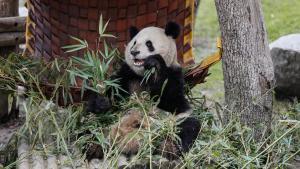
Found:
[25,0,195,66]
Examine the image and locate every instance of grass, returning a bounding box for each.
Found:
[193,0,300,102]
[2,89,299,168]
[195,0,300,41]
[263,0,300,41]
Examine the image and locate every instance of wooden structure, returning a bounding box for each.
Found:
[0,0,24,53]
[25,0,196,66]
[0,17,26,47]
[0,0,25,123]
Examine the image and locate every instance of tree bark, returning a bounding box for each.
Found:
[0,0,19,56]
[214,0,274,133]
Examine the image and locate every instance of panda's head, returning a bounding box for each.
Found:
[125,22,181,76]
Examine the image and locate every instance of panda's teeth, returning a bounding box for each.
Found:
[134,62,142,66]
[133,59,144,66]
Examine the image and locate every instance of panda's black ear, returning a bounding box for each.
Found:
[165,22,181,39]
[129,26,139,40]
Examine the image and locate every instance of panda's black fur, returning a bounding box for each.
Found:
[86,22,200,160]
[112,54,190,114]
[165,21,181,39]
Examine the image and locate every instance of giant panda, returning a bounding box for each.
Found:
[86,22,200,160]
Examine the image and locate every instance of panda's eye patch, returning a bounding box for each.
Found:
[133,40,137,45]
[145,40,154,52]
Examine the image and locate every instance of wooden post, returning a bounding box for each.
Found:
[0,0,19,122]
[0,17,26,47]
[0,16,26,33]
[0,32,25,46]
[0,0,18,16]
[0,0,19,56]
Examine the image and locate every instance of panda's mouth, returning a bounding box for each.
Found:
[133,59,145,67]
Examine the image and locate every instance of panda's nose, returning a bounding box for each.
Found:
[130,50,140,57]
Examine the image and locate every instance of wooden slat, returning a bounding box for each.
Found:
[0,32,25,47]
[0,16,26,33]
[26,0,195,65]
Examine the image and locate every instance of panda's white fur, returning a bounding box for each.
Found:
[125,27,180,76]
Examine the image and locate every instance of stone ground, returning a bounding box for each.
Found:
[0,119,20,147]
[0,119,21,166]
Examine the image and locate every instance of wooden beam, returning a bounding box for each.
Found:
[0,0,19,55]
[0,16,26,33]
[0,0,19,121]
[0,0,19,17]
[0,32,25,47]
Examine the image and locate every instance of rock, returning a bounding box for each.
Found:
[17,139,30,169]
[0,118,21,165]
[270,34,300,99]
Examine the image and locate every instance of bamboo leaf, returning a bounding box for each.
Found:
[102,20,110,34]
[70,36,87,45]
[63,45,87,53]
[54,58,60,72]
[72,56,93,67]
[104,40,109,58]
[62,36,88,53]
[101,34,116,38]
[98,15,103,36]
[81,80,86,99]
[16,70,26,83]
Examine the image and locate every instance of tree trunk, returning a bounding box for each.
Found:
[0,0,19,56]
[214,0,274,133]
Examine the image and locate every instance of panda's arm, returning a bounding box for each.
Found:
[157,66,191,114]
[144,54,190,114]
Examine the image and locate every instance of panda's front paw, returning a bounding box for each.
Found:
[144,54,167,71]
[86,92,112,114]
